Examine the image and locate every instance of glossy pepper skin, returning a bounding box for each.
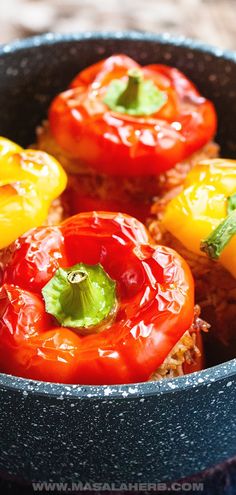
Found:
[0,137,67,249]
[0,212,194,385]
[162,159,236,278]
[49,54,217,177]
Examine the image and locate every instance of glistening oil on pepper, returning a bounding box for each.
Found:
[0,136,67,248]
[37,54,218,222]
[0,211,198,385]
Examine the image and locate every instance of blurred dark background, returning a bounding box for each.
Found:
[0,0,235,49]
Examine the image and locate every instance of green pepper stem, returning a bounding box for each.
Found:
[200,209,236,259]
[42,263,117,334]
[103,68,167,116]
[117,69,143,109]
[227,192,236,214]
[61,270,95,319]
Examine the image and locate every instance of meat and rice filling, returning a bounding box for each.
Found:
[36,122,219,220]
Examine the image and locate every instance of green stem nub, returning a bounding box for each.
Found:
[117,69,143,109]
[103,68,167,116]
[227,192,236,214]
[42,263,117,335]
[61,270,94,319]
[200,209,236,260]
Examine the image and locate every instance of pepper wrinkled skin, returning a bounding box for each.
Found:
[49,54,217,177]
[162,159,236,278]
[0,137,67,249]
[0,212,194,384]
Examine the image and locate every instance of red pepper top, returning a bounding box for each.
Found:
[0,212,194,384]
[49,54,217,176]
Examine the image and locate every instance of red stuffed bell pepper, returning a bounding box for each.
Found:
[0,212,205,385]
[37,55,218,221]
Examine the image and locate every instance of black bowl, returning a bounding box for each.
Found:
[0,32,236,485]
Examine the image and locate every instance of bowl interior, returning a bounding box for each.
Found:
[0,32,236,389]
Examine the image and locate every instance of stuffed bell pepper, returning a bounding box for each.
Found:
[37,55,218,222]
[150,158,236,350]
[0,136,67,250]
[0,211,208,384]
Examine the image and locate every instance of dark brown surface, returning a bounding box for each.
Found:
[0,0,236,50]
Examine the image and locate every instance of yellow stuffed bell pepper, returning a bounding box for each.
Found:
[162,158,236,278]
[0,137,67,249]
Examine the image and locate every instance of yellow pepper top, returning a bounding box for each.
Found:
[162,158,236,278]
[0,137,67,249]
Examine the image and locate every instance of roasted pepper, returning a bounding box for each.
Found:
[0,211,194,384]
[49,54,217,176]
[0,137,67,248]
[162,159,236,278]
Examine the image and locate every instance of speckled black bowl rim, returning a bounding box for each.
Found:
[0,30,236,399]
